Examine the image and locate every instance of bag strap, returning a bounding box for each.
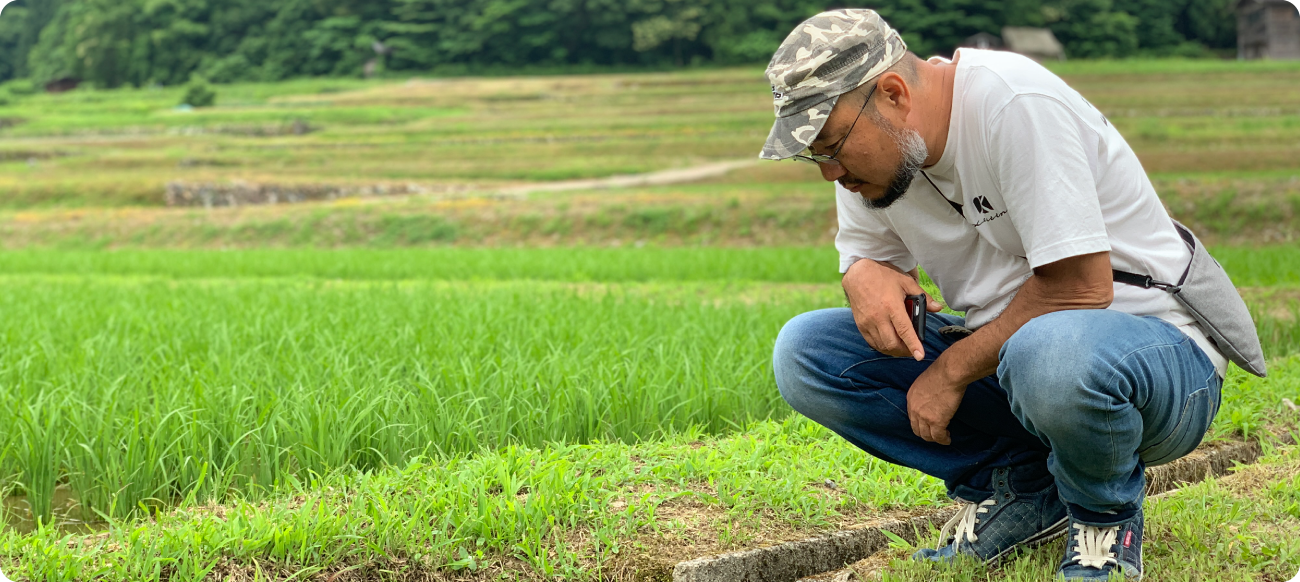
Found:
[922,174,1200,296]
[1112,269,1182,293]
[1112,221,1197,294]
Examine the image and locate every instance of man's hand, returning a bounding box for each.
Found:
[902,250,1115,445]
[842,259,944,360]
[907,361,965,445]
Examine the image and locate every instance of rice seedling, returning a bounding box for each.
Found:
[0,274,860,523]
[0,357,1294,582]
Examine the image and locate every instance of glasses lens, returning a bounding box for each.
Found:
[792,155,820,165]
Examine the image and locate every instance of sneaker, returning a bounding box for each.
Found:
[912,466,1069,564]
[1057,509,1144,581]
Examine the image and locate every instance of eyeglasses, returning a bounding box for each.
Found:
[791,84,876,166]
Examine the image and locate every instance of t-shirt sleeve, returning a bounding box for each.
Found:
[989,94,1111,269]
[835,185,917,274]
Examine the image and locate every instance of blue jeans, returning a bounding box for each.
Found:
[773,308,1222,526]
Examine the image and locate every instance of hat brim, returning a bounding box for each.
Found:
[759,96,839,161]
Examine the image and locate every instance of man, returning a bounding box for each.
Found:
[763,9,1231,581]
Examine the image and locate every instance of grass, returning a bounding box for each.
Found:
[0,60,1296,580]
[0,274,864,524]
[0,172,1293,248]
[0,357,1295,582]
[0,417,952,581]
[0,245,1290,285]
[0,247,844,283]
[868,438,1300,582]
[0,246,1294,528]
[0,61,1296,210]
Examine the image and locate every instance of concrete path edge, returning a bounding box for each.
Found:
[672,438,1268,582]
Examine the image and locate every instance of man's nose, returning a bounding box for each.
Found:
[819,162,846,182]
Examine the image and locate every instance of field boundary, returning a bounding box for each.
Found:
[161,159,763,208]
[672,437,1274,582]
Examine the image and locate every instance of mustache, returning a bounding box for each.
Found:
[838,176,865,189]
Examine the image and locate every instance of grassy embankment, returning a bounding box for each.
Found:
[0,59,1295,580]
[0,59,1297,247]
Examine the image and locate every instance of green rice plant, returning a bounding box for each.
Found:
[0,247,844,283]
[0,355,1297,582]
[0,275,845,517]
[12,398,63,525]
[1256,304,1300,360]
[1214,245,1300,287]
[0,245,1289,533]
[0,245,1289,288]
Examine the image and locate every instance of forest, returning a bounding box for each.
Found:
[0,0,1239,89]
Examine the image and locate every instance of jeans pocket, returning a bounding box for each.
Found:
[1139,386,1213,466]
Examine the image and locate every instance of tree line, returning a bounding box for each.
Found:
[0,0,1238,89]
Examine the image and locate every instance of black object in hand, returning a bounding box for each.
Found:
[904,294,927,342]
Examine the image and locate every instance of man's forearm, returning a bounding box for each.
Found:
[932,254,1114,387]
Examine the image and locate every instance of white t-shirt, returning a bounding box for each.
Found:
[835,48,1228,377]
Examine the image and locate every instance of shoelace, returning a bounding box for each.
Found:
[1069,523,1120,569]
[936,499,997,551]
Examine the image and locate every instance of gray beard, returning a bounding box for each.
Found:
[863,121,929,210]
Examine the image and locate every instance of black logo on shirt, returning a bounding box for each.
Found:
[968,196,1007,227]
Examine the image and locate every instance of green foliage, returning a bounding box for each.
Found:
[0,0,1248,87]
[1043,0,1139,58]
[0,78,37,95]
[180,74,216,107]
[0,0,63,82]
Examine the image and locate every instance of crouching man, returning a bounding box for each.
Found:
[762,9,1262,581]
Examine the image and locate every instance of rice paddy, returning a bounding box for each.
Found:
[0,59,1296,581]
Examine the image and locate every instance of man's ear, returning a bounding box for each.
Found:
[875,71,912,120]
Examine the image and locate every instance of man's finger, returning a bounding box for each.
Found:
[933,426,951,446]
[856,321,890,355]
[889,307,925,361]
[908,406,922,440]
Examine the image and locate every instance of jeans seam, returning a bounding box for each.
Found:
[1091,335,1198,408]
[838,356,937,380]
[1140,387,1209,465]
[839,357,936,417]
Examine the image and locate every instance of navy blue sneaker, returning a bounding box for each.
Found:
[912,466,1069,564]
[1057,509,1143,581]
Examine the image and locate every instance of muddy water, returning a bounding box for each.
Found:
[3,486,105,534]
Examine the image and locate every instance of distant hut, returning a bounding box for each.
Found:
[44,78,80,93]
[1237,0,1300,60]
[1000,27,1066,61]
[962,32,1003,50]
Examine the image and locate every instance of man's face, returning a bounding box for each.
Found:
[808,89,927,209]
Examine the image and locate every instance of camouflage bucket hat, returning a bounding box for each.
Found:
[759,9,907,161]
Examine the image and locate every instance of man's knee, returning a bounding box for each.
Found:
[773,309,841,414]
[998,310,1118,428]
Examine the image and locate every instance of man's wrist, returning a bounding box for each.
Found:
[933,350,978,390]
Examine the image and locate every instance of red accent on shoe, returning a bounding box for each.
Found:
[1123,531,1133,548]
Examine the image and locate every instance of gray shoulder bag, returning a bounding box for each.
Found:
[1112,220,1267,378]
